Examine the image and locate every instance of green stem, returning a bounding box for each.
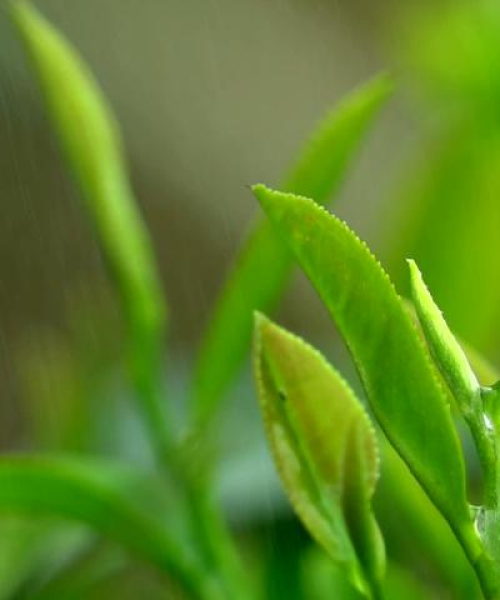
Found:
[367,579,386,600]
[455,521,500,600]
[156,437,252,600]
[188,485,253,600]
[130,356,250,599]
[467,410,498,510]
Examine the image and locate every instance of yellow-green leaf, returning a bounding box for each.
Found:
[254,313,384,597]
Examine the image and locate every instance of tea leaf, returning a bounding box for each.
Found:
[254,314,384,597]
[407,259,480,417]
[253,185,471,532]
[403,297,499,387]
[11,2,170,456]
[192,75,393,427]
[407,259,499,508]
[0,456,219,600]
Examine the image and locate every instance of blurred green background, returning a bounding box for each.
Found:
[2,0,500,598]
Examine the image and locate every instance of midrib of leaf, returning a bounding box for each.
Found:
[258,350,353,565]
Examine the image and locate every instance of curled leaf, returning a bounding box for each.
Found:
[254,313,384,596]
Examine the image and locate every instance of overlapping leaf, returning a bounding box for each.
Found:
[192,75,392,427]
[254,314,384,597]
[253,185,471,532]
[0,456,221,600]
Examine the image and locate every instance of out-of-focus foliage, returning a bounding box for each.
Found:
[191,75,392,430]
[389,1,500,353]
[4,0,500,598]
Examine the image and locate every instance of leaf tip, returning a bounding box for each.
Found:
[9,0,41,36]
[253,310,282,355]
[251,183,272,204]
[406,257,421,282]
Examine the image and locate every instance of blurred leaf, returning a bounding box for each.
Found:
[0,456,221,599]
[464,343,500,387]
[376,443,480,599]
[404,296,499,389]
[301,548,363,600]
[284,73,392,200]
[0,518,92,600]
[253,185,471,536]
[11,1,170,457]
[26,544,132,600]
[400,2,500,112]
[191,74,393,428]
[302,548,430,600]
[388,130,500,354]
[254,314,384,597]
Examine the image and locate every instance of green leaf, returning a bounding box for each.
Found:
[10,2,170,456]
[254,314,384,597]
[0,519,92,600]
[253,184,471,534]
[407,259,479,417]
[191,75,393,427]
[407,259,498,509]
[0,456,220,600]
[403,296,500,388]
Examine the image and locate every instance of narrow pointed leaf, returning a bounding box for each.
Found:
[192,75,393,427]
[0,456,219,599]
[407,259,480,416]
[11,2,170,455]
[253,185,470,531]
[254,314,384,596]
[404,296,499,387]
[406,261,499,504]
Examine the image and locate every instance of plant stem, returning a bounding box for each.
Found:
[455,521,500,600]
[466,404,497,510]
[188,485,253,600]
[154,430,252,600]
